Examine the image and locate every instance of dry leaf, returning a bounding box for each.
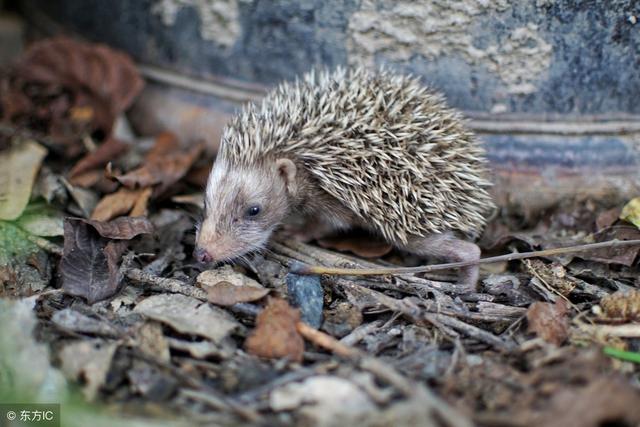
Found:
[91,187,150,222]
[534,377,640,427]
[600,290,640,321]
[111,132,204,195]
[198,267,270,306]
[596,207,621,231]
[61,218,126,304]
[16,36,143,116]
[134,293,240,343]
[3,37,143,155]
[206,281,270,306]
[586,227,640,266]
[130,187,153,217]
[59,339,118,401]
[270,376,376,424]
[0,141,48,220]
[61,178,99,218]
[68,170,103,188]
[69,137,128,179]
[526,299,569,345]
[77,216,153,240]
[171,193,204,209]
[245,298,304,362]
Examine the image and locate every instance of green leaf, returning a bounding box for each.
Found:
[14,202,64,237]
[603,346,640,364]
[0,220,40,265]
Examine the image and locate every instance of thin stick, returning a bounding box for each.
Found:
[291,239,640,276]
[296,321,473,427]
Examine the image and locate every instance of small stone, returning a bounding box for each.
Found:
[286,273,323,328]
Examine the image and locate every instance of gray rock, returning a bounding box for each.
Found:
[286,273,323,329]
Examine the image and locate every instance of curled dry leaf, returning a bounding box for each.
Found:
[77,216,154,240]
[245,298,304,362]
[110,132,204,196]
[69,137,128,180]
[318,234,392,258]
[198,266,269,306]
[2,37,143,155]
[61,218,126,304]
[16,36,143,118]
[526,299,570,345]
[61,178,99,218]
[91,187,152,222]
[0,141,48,220]
[599,290,640,321]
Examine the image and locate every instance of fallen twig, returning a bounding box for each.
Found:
[125,267,209,300]
[26,234,63,256]
[330,278,516,351]
[291,239,640,276]
[295,321,473,427]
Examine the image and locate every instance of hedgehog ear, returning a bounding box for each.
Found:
[275,158,297,195]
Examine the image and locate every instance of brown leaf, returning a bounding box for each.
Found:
[526,299,569,345]
[318,234,392,258]
[61,218,126,304]
[185,164,212,187]
[68,170,103,188]
[206,281,270,306]
[198,267,270,306]
[3,37,143,153]
[535,377,640,427]
[16,37,143,115]
[91,187,150,222]
[111,132,204,195]
[69,138,128,179]
[595,207,621,231]
[130,187,152,217]
[599,290,640,321]
[585,226,640,266]
[245,298,304,362]
[77,216,154,240]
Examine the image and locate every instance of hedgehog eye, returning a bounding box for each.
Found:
[245,205,261,218]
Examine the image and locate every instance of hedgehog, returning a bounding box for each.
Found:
[194,67,495,289]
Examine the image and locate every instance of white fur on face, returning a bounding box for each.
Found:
[197,158,289,262]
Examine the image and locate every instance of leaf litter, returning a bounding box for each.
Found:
[2,36,640,427]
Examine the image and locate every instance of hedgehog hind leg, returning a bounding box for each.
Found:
[401,233,481,291]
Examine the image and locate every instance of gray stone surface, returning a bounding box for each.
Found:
[286,272,323,329]
[21,0,640,116]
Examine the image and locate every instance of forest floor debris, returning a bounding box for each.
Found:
[1,37,640,427]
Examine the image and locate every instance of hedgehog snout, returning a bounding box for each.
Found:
[193,247,213,264]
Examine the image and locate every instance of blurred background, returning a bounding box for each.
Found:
[2,0,640,217]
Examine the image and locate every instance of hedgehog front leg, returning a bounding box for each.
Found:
[401,233,481,290]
